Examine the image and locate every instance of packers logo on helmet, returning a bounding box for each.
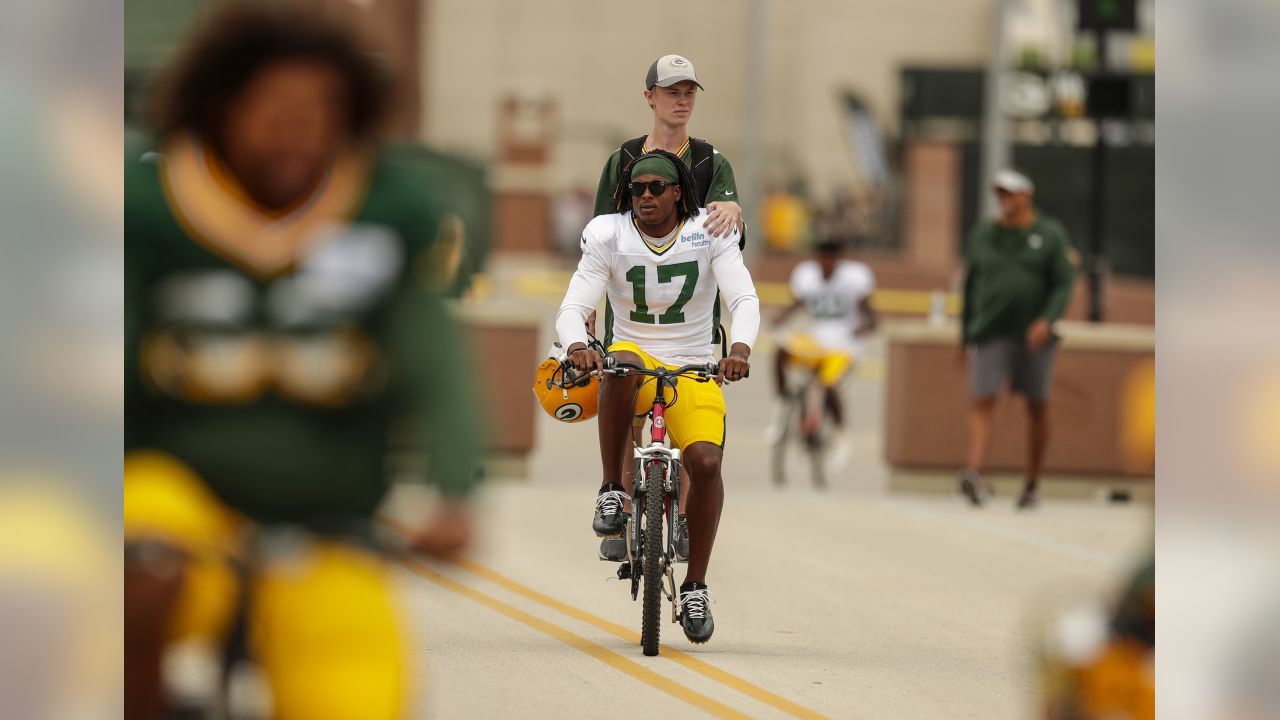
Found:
[532,349,601,423]
[554,403,584,421]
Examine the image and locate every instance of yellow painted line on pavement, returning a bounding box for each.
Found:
[452,557,831,720]
[398,556,751,720]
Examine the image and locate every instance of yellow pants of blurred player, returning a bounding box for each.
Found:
[124,450,408,720]
[780,333,854,388]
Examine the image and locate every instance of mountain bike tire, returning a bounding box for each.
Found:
[771,396,797,486]
[808,441,828,489]
[640,460,666,656]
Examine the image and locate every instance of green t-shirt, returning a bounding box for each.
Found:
[592,136,738,216]
[960,214,1076,344]
[125,133,482,525]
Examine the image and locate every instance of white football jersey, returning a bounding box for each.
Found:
[789,259,875,354]
[557,209,759,365]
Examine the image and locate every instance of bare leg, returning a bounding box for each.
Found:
[616,422,642,511]
[823,386,845,428]
[125,546,186,720]
[966,397,997,472]
[1026,400,1049,491]
[680,441,724,585]
[773,347,790,398]
[598,351,643,489]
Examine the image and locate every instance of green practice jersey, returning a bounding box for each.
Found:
[593,136,738,216]
[125,133,481,526]
[960,215,1076,344]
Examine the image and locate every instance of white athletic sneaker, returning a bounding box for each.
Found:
[825,435,852,477]
[763,403,788,444]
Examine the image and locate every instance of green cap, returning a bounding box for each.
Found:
[630,154,679,182]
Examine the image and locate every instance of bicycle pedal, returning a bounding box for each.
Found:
[616,562,632,580]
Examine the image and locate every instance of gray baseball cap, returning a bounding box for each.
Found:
[646,54,703,90]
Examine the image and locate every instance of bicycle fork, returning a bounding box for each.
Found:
[628,421,682,620]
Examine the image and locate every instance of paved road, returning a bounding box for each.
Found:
[385,267,1151,719]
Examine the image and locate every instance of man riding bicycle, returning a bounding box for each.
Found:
[555,151,759,644]
[768,239,878,472]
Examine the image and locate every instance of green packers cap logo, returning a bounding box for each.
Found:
[671,57,688,66]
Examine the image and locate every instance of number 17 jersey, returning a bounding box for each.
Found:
[569,209,756,365]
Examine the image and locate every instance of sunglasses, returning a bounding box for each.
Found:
[628,180,671,197]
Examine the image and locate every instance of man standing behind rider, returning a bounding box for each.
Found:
[592,54,742,231]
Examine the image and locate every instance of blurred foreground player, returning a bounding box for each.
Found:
[125,5,480,718]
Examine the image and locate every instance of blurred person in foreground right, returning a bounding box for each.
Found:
[1039,555,1155,719]
[957,170,1075,509]
[124,5,480,719]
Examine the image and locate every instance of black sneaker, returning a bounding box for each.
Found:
[598,535,627,562]
[678,583,716,643]
[958,467,990,507]
[673,515,689,562]
[1016,486,1039,510]
[592,487,629,536]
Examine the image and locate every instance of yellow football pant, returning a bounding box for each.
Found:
[124,451,408,720]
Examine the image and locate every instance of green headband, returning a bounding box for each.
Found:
[630,155,679,182]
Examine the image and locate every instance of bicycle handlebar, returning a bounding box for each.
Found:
[602,357,719,380]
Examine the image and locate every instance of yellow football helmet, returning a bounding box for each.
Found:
[533,347,600,423]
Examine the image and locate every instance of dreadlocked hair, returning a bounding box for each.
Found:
[147,2,390,144]
[612,149,701,223]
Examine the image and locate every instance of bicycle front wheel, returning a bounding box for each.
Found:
[771,397,796,486]
[640,459,666,656]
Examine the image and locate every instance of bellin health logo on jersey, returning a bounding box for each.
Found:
[682,230,710,248]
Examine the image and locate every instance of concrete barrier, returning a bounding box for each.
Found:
[458,303,543,465]
[884,320,1154,478]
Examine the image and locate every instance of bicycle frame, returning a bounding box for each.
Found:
[631,374,681,610]
[602,358,716,619]
[772,361,832,488]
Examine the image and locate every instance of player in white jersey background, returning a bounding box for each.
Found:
[556,150,759,644]
[769,240,878,470]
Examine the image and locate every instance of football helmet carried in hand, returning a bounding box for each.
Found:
[532,343,601,423]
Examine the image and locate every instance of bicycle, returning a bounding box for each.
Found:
[600,355,719,657]
[762,330,855,486]
[770,355,834,489]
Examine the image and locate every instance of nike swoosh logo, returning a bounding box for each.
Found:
[724,191,734,196]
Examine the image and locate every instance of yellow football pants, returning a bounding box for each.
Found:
[124,450,408,720]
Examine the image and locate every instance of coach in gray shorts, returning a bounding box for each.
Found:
[956,169,1076,509]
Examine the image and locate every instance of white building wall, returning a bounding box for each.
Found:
[420,0,998,199]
